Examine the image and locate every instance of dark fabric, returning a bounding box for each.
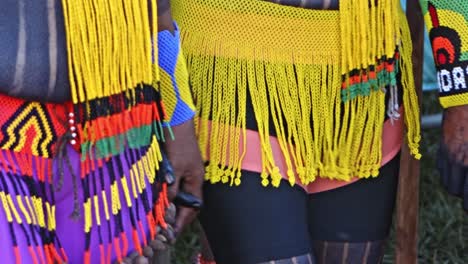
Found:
[437,144,468,212]
[308,153,400,242]
[311,241,385,264]
[199,153,400,264]
[258,254,316,264]
[0,0,70,102]
[199,174,312,264]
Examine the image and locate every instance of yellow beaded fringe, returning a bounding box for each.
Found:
[172,0,421,187]
[61,0,159,103]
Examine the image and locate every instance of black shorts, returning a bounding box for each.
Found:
[199,153,400,264]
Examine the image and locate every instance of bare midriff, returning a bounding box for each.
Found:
[202,110,404,193]
[264,0,339,10]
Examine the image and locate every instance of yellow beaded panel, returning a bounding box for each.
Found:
[172,0,421,186]
[60,0,159,104]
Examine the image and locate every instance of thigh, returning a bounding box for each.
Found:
[308,153,401,242]
[199,170,311,264]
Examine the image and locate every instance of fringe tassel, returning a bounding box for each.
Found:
[0,151,67,264]
[339,0,399,75]
[60,0,158,103]
[60,5,170,260]
[188,49,390,184]
[79,137,167,262]
[0,104,168,263]
[398,6,422,158]
[175,0,421,187]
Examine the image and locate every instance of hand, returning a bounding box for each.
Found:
[163,119,205,236]
[439,105,468,211]
[441,105,468,165]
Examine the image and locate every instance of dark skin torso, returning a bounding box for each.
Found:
[0,0,336,103]
[265,0,338,9]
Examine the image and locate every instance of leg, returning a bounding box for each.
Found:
[257,253,316,264]
[197,227,318,264]
[308,154,401,264]
[311,241,386,264]
[199,170,314,264]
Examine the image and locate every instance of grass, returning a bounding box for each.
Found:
[173,222,202,263]
[173,91,468,264]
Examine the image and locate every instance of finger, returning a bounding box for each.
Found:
[161,150,179,201]
[174,206,198,236]
[165,171,176,186]
[161,151,176,186]
[167,172,181,202]
[461,144,468,166]
[463,153,468,167]
[456,147,465,165]
[169,166,204,206]
[178,169,205,206]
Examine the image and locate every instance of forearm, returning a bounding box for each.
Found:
[420,0,468,108]
[157,0,175,32]
[420,0,468,211]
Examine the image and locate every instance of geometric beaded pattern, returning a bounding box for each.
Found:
[422,0,468,107]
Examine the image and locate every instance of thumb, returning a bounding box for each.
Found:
[167,174,181,202]
[173,206,198,236]
[161,151,180,201]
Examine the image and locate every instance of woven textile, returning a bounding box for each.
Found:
[0,1,183,263]
[421,0,468,108]
[158,24,197,126]
[0,91,169,263]
[172,0,421,187]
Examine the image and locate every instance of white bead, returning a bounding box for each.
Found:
[68,112,75,118]
[68,119,75,125]
[70,126,76,132]
[71,132,77,138]
[70,139,77,145]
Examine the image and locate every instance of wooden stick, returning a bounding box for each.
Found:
[395,1,424,264]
